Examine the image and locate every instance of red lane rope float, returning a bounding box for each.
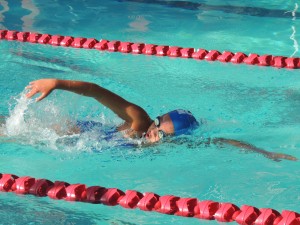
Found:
[1,173,300,225]
[0,29,300,69]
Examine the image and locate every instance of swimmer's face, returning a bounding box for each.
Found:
[144,113,175,143]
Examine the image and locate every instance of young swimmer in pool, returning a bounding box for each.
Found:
[25,78,297,161]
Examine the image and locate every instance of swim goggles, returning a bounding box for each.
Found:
[154,116,167,140]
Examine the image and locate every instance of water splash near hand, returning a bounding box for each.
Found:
[5,91,34,136]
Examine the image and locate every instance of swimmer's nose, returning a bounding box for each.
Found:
[151,129,160,141]
[145,129,158,142]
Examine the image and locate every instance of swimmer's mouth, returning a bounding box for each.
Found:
[142,132,149,139]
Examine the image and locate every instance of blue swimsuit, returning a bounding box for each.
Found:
[76,120,136,147]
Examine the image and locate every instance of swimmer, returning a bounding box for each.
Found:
[24,78,296,161]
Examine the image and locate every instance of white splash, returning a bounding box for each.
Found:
[2,91,126,152]
[3,90,64,148]
[5,92,34,136]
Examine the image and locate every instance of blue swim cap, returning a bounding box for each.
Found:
[168,109,199,136]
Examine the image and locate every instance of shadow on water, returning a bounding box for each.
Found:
[10,50,96,75]
[0,196,139,225]
[117,0,298,18]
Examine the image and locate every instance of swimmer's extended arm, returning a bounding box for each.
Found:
[212,137,297,161]
[26,79,151,132]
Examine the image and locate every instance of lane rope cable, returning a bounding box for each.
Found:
[0,173,299,225]
[0,29,300,69]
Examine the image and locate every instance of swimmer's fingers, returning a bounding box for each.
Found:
[25,84,32,90]
[25,88,39,99]
[35,92,49,102]
[25,88,50,101]
[25,81,37,89]
[267,152,297,161]
[278,153,297,161]
[25,80,55,101]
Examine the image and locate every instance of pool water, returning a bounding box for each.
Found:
[0,0,300,224]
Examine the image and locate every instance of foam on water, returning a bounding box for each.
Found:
[1,90,143,153]
[4,92,33,136]
[3,90,66,148]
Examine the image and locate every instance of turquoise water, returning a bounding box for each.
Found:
[0,1,300,224]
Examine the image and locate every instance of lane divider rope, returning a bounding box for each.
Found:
[0,29,300,69]
[0,173,299,225]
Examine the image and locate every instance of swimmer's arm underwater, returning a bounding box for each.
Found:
[212,137,297,161]
[26,79,152,134]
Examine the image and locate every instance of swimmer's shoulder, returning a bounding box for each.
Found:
[125,105,152,132]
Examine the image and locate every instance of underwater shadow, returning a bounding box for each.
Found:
[117,0,298,18]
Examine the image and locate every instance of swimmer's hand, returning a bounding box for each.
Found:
[265,152,297,162]
[26,79,57,101]
[213,138,297,162]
